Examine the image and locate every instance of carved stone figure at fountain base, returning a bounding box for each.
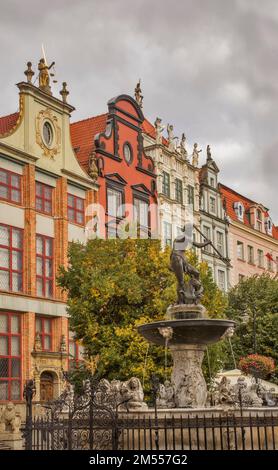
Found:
[171,345,207,408]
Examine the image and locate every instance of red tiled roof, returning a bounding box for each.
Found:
[0,112,19,136]
[219,183,278,240]
[70,113,108,170]
[70,114,169,171]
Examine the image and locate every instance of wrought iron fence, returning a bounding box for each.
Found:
[23,379,278,451]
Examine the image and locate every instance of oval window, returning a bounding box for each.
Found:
[43,122,53,147]
[123,143,132,164]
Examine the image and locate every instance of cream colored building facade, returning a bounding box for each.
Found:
[0,63,98,402]
[142,122,201,248]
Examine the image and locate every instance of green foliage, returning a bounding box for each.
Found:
[58,239,228,391]
[224,274,278,382]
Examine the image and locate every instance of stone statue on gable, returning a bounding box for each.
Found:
[178,133,188,159]
[192,143,202,167]
[167,124,178,152]
[154,117,165,144]
[134,79,143,108]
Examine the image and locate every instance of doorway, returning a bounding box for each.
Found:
[40,371,55,402]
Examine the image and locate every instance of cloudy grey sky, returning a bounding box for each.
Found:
[1,0,277,221]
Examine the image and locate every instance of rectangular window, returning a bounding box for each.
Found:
[258,249,264,268]
[162,172,170,198]
[0,224,23,292]
[187,185,194,208]
[134,198,149,229]
[209,196,216,213]
[35,317,52,351]
[267,256,273,272]
[107,187,123,218]
[0,312,21,401]
[218,270,225,291]
[210,177,215,188]
[257,210,263,232]
[203,226,211,253]
[216,231,224,256]
[175,178,183,204]
[237,241,244,260]
[0,168,21,204]
[163,221,172,247]
[36,235,54,298]
[68,331,85,369]
[247,245,254,264]
[36,182,53,215]
[67,194,85,225]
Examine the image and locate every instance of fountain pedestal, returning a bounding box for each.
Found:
[138,305,235,409]
[170,344,207,408]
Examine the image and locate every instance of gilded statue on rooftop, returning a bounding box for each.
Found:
[38,58,55,93]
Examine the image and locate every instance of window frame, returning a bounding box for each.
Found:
[36,234,54,298]
[35,316,53,352]
[133,194,150,236]
[216,231,224,256]
[175,178,183,204]
[163,221,172,247]
[247,245,254,264]
[209,196,216,214]
[258,249,264,268]
[217,269,226,291]
[0,311,22,401]
[237,241,244,261]
[0,223,23,293]
[67,193,85,225]
[35,181,53,215]
[162,172,170,198]
[203,225,211,253]
[0,167,22,205]
[187,185,195,209]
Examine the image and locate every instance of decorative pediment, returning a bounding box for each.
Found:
[207,159,219,173]
[131,183,152,195]
[105,173,127,185]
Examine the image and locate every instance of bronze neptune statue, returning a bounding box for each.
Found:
[170,226,211,305]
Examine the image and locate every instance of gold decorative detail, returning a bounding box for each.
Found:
[35,108,61,159]
[38,58,55,95]
[0,94,24,138]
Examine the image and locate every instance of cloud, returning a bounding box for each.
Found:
[0,0,277,221]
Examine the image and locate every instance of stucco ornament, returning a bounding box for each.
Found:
[36,108,61,159]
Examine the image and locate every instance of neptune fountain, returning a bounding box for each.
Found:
[138,227,235,408]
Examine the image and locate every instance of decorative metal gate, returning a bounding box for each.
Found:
[23,377,124,450]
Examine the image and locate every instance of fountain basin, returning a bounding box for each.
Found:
[138,318,235,346]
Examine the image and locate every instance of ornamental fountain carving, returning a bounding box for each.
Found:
[138,227,235,408]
